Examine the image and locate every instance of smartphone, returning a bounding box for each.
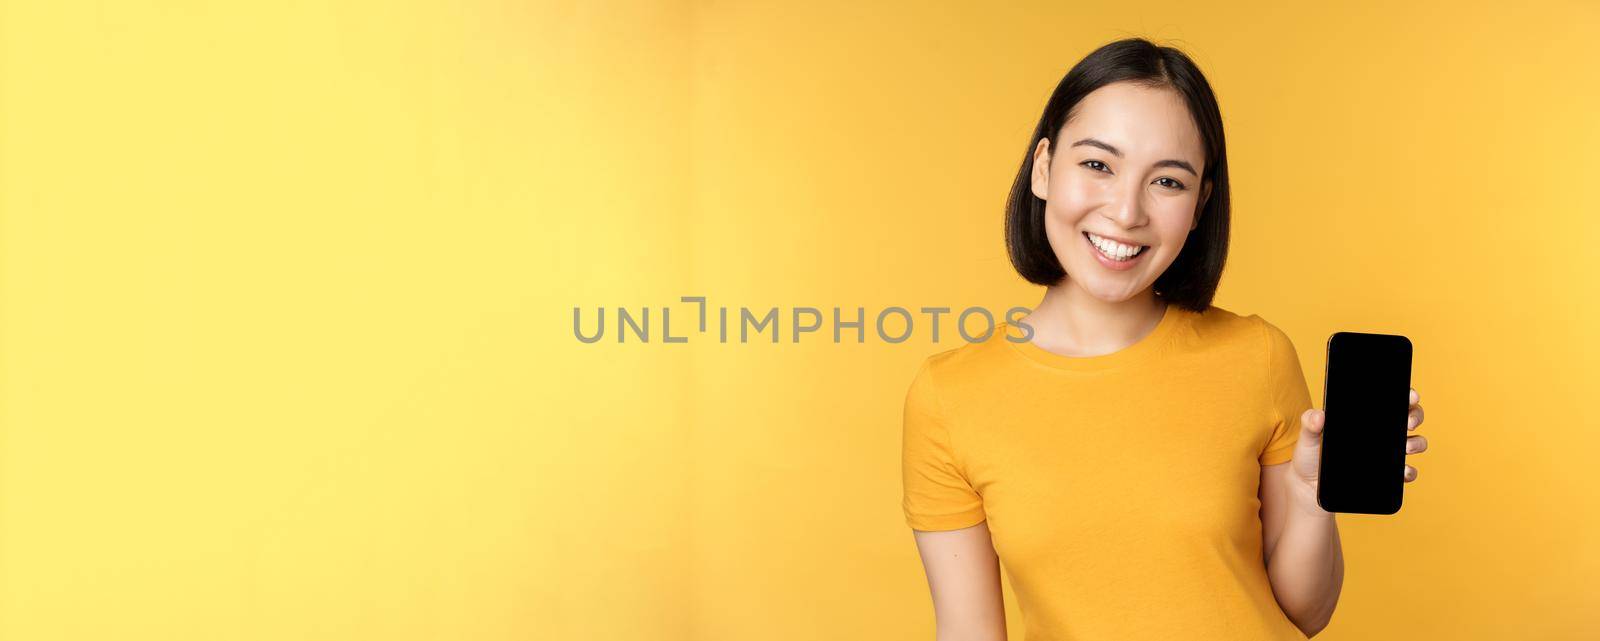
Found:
[1317,332,1413,515]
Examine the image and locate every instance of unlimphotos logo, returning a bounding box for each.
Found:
[574,296,1035,344]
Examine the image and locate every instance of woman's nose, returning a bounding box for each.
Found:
[1103,178,1147,227]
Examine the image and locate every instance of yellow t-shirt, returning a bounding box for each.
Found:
[901,303,1313,640]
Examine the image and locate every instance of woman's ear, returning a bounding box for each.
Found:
[1030,138,1052,201]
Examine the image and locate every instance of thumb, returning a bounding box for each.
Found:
[1291,409,1326,481]
[1300,408,1325,445]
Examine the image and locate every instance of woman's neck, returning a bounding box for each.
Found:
[1019,283,1167,358]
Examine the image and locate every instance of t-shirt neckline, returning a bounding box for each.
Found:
[1002,302,1186,372]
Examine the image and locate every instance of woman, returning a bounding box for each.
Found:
[901,38,1429,640]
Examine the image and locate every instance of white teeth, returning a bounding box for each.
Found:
[1087,232,1144,261]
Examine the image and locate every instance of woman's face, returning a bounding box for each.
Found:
[1030,81,1212,303]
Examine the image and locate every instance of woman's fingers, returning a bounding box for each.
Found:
[1404,390,1425,483]
[1408,404,1424,431]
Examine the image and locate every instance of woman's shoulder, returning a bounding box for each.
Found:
[1184,303,1287,354]
[909,322,1021,381]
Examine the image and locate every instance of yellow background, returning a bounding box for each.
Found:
[2,1,1596,639]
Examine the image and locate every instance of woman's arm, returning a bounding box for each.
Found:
[911,521,1008,641]
[1263,392,1427,637]
[1261,461,1344,637]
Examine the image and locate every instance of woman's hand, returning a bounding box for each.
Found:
[1288,388,1427,517]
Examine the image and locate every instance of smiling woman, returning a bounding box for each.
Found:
[902,38,1352,641]
[1040,87,1213,286]
[1004,43,1230,313]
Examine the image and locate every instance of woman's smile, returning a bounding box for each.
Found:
[1083,230,1149,271]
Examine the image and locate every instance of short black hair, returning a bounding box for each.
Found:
[1004,38,1230,312]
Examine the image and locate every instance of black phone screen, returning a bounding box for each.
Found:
[1317,332,1413,515]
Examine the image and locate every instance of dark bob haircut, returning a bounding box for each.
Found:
[1005,38,1230,312]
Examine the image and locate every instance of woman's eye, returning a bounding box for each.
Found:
[1155,177,1186,190]
[1080,160,1110,173]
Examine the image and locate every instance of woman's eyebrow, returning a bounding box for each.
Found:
[1069,137,1199,177]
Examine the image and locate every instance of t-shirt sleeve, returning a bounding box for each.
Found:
[1260,318,1314,466]
[901,358,986,531]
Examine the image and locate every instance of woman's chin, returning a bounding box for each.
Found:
[1075,277,1146,303]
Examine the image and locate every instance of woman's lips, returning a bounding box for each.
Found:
[1083,232,1147,271]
